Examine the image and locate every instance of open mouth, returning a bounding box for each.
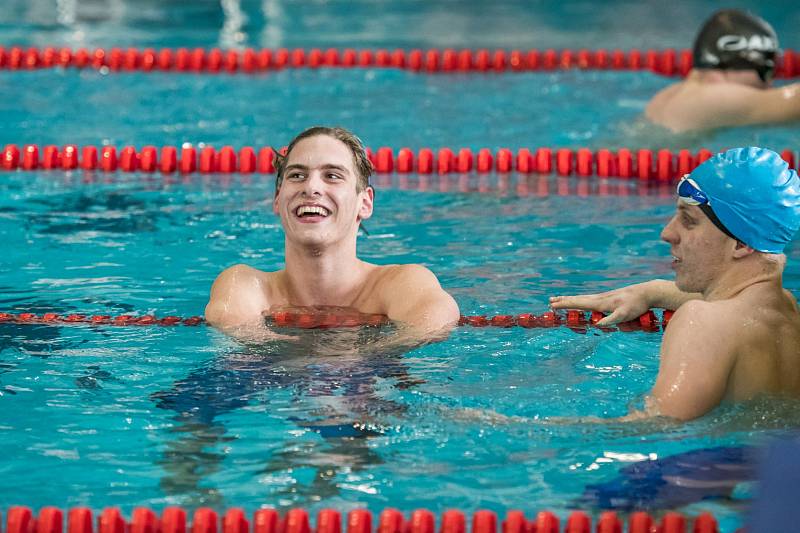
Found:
[295,205,331,219]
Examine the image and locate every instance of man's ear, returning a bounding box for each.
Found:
[272,192,280,215]
[358,186,374,221]
[732,240,756,259]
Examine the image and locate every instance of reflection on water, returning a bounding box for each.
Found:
[152,325,422,507]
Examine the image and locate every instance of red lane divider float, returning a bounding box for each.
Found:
[1,45,798,78]
[0,309,674,331]
[2,506,721,533]
[3,144,798,180]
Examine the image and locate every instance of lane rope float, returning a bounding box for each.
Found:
[0,309,674,332]
[0,45,798,79]
[2,144,798,180]
[1,505,721,533]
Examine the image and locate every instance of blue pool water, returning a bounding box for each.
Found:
[2,2,800,532]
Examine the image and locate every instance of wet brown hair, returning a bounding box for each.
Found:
[274,126,373,195]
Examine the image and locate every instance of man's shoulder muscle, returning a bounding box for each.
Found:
[206,264,273,327]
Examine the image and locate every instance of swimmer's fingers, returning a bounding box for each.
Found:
[549,293,611,311]
[595,308,629,327]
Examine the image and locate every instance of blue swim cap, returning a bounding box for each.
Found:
[688,147,800,253]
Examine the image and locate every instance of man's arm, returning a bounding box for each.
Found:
[550,279,700,325]
[741,83,800,125]
[647,300,736,420]
[708,82,800,127]
[381,264,460,334]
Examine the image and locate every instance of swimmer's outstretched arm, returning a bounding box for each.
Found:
[550,279,701,326]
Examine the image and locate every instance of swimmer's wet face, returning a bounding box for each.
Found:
[272,134,374,248]
[661,202,734,294]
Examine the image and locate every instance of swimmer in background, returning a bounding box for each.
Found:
[551,147,800,421]
[205,126,459,340]
[646,9,800,132]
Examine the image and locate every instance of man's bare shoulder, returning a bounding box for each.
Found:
[649,79,799,131]
[206,264,277,328]
[369,263,459,329]
[371,263,442,288]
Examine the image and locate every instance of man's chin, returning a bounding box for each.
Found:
[674,275,702,295]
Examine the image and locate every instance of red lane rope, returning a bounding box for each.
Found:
[1,45,798,78]
[2,144,797,180]
[0,309,674,331]
[2,506,719,533]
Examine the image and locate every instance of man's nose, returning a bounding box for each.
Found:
[661,216,679,244]
[301,172,323,195]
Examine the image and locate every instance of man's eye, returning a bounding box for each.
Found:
[681,214,696,227]
[287,173,304,180]
[327,174,343,180]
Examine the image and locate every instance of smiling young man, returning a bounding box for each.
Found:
[205,126,459,337]
[646,9,800,132]
[551,147,800,420]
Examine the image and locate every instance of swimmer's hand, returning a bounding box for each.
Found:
[549,281,655,326]
[550,280,701,326]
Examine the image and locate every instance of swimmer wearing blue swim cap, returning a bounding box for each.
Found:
[646,9,800,132]
[678,147,800,254]
[552,147,800,421]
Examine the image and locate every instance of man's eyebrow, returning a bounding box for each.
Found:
[283,163,351,173]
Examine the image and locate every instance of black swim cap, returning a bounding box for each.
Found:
[693,9,778,82]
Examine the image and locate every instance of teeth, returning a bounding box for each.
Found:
[296,205,330,217]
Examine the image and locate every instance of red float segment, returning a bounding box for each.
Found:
[7,507,34,533]
[37,508,64,533]
[377,510,404,533]
[441,511,466,533]
[471,511,496,533]
[596,511,621,533]
[496,149,513,173]
[101,147,118,172]
[564,512,590,533]
[317,510,341,533]
[68,508,93,533]
[660,512,686,533]
[408,510,434,533]
[346,510,371,533]
[161,508,186,533]
[22,144,39,170]
[627,512,653,533]
[376,147,394,173]
[437,148,455,174]
[396,148,414,173]
[3,144,20,170]
[284,510,310,533]
[222,510,248,533]
[533,512,558,533]
[516,148,533,173]
[99,509,126,533]
[218,146,237,173]
[80,146,97,170]
[477,149,493,173]
[556,149,573,176]
[160,146,178,174]
[692,513,718,533]
[253,511,279,533]
[192,509,218,533]
[417,148,434,174]
[457,148,474,173]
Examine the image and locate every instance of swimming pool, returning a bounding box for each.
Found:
[2,1,800,532]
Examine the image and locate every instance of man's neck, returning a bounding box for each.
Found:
[283,238,368,307]
[703,259,782,301]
